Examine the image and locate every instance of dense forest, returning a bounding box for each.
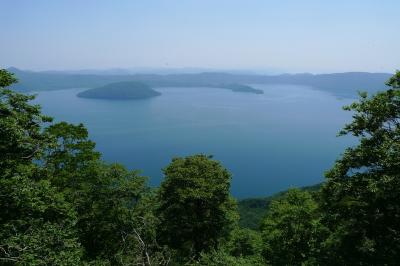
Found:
[1,69,400,265]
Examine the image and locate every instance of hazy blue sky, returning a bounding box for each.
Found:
[1,0,399,73]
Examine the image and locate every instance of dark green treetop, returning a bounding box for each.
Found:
[261,189,324,265]
[0,69,161,265]
[157,154,238,261]
[0,70,52,174]
[321,71,400,265]
[42,121,153,263]
[0,69,82,265]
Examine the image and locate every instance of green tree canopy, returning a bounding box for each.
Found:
[0,175,82,265]
[321,71,400,264]
[0,69,160,265]
[227,228,262,258]
[261,189,323,265]
[192,249,265,266]
[41,118,153,263]
[157,154,238,260]
[0,70,52,174]
[0,69,82,265]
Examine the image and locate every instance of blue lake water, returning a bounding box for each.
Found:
[33,85,355,198]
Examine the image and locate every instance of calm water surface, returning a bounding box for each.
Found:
[34,85,355,198]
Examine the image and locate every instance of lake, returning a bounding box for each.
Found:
[33,85,355,198]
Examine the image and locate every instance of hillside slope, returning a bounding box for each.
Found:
[77,81,161,100]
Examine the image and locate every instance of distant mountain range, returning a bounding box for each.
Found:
[7,67,393,97]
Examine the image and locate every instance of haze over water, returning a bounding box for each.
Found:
[34,85,355,198]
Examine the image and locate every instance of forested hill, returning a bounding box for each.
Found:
[238,184,322,229]
[8,67,392,97]
[77,81,161,100]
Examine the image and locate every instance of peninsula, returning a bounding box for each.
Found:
[217,83,264,94]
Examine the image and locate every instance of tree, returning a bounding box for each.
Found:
[42,122,153,263]
[157,154,238,261]
[0,69,82,265]
[1,69,164,265]
[227,228,262,258]
[0,175,82,265]
[114,191,172,266]
[320,71,400,265]
[0,69,52,175]
[192,249,265,266]
[261,189,323,265]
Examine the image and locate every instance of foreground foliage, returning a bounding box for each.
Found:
[157,154,238,261]
[320,71,400,264]
[261,189,323,265]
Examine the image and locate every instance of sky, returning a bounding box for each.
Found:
[1,0,399,73]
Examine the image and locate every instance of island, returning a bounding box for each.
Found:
[217,83,264,94]
[77,81,161,100]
